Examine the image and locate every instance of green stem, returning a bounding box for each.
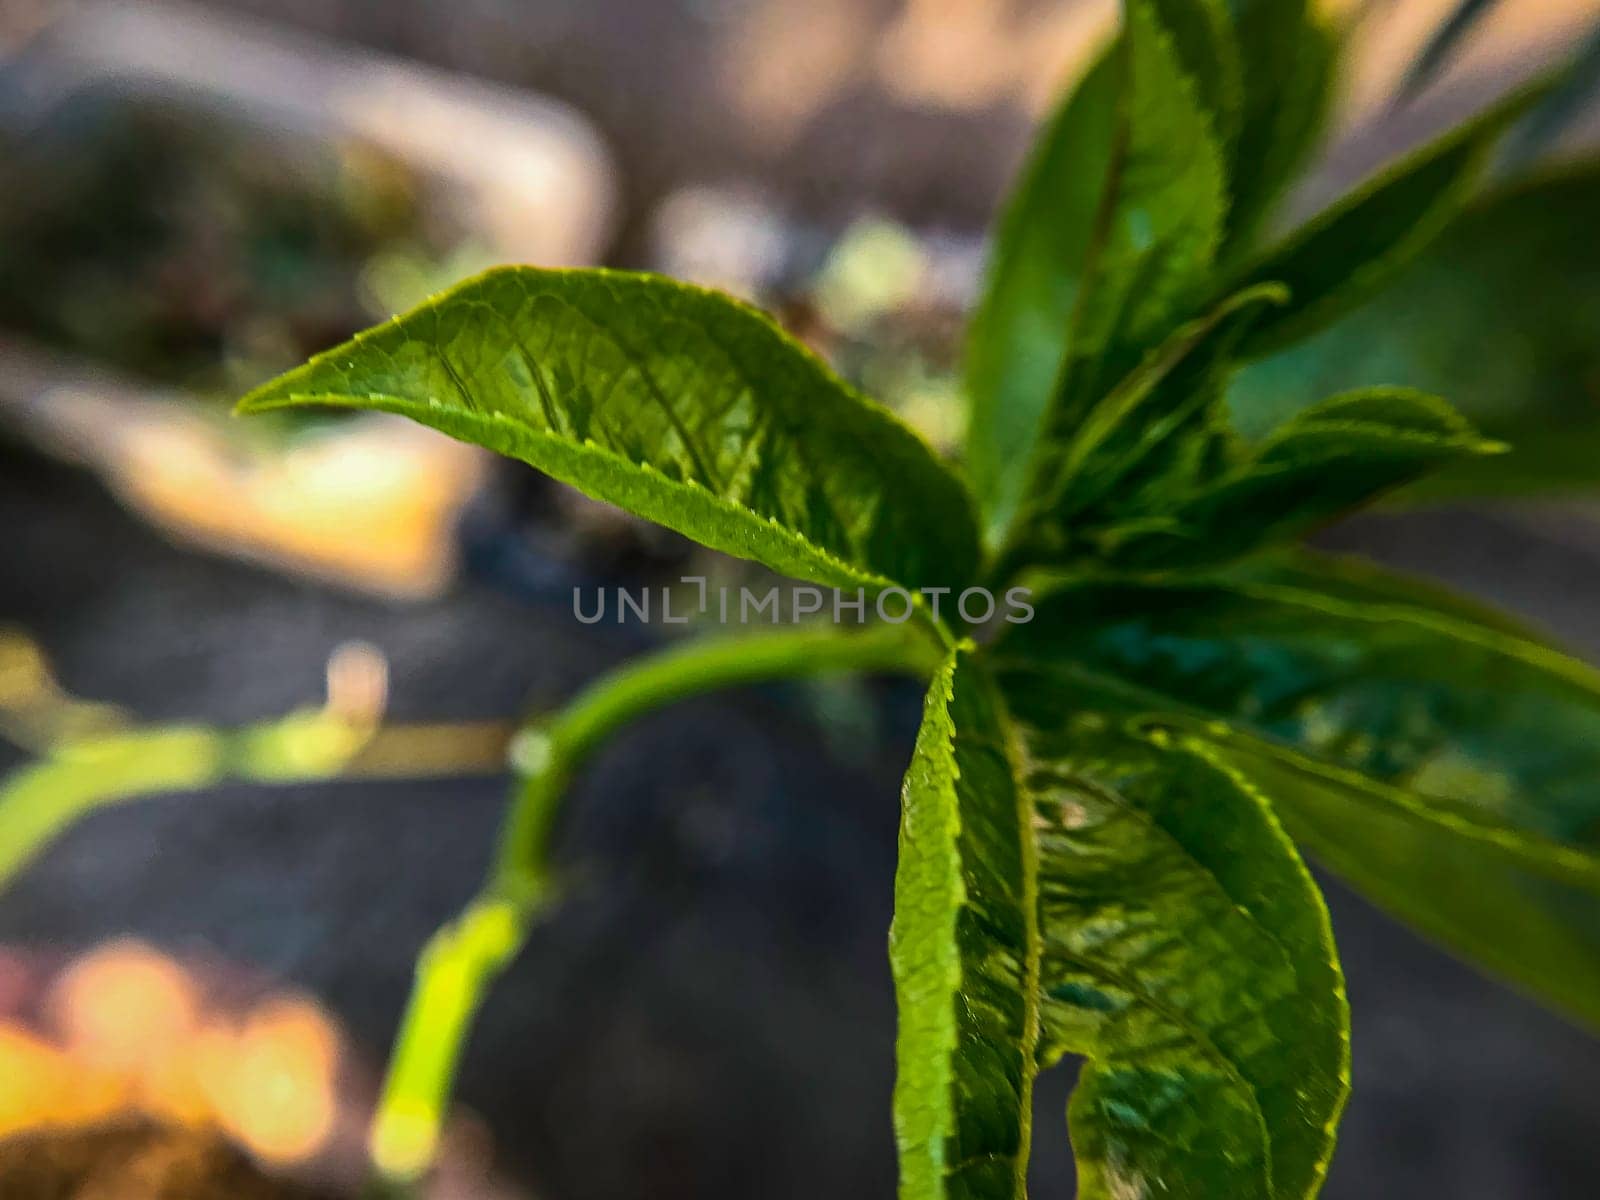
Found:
[364,888,542,1196]
[500,619,946,875]
[365,621,943,1190]
[0,728,224,890]
[0,710,504,895]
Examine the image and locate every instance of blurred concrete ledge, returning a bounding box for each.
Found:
[0,337,487,599]
[3,0,617,268]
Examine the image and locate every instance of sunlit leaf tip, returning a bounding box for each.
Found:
[236,265,982,599]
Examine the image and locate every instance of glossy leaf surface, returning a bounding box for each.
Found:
[965,0,1229,547]
[996,672,1348,1199]
[891,649,1040,1200]
[963,50,1120,545]
[997,553,1600,1027]
[239,267,981,596]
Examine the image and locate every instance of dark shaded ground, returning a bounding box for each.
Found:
[0,1121,337,1200]
[3,440,1600,1198]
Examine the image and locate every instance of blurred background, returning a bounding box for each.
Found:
[2,0,1600,1196]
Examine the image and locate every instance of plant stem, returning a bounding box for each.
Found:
[365,621,944,1191]
[0,714,511,896]
[500,619,947,874]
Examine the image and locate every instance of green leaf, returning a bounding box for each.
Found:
[1186,733,1600,1034]
[1048,0,1231,441]
[965,0,1230,548]
[995,552,1600,1028]
[1228,79,1548,358]
[891,648,1040,1200]
[1101,389,1498,566]
[892,648,1349,1199]
[964,51,1121,547]
[994,669,1348,1200]
[1026,387,1500,572]
[1229,165,1600,499]
[998,284,1283,569]
[1224,0,1342,253]
[238,267,981,597]
[1152,0,1245,155]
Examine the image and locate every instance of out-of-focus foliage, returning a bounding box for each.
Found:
[965,0,1232,549]
[1224,81,1549,360]
[1231,165,1600,499]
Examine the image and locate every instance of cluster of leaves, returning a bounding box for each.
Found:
[238,1,1600,1195]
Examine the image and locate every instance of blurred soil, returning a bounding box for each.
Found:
[0,1121,336,1200]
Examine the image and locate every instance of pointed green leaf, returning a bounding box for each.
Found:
[1000,284,1286,570]
[1029,387,1500,572]
[1047,0,1231,443]
[993,672,1348,1200]
[1229,80,1548,358]
[893,645,1350,1199]
[1097,389,1499,567]
[996,552,1600,1028]
[965,0,1230,547]
[1224,0,1341,253]
[238,267,981,597]
[891,648,1040,1200]
[1151,0,1245,154]
[1186,732,1600,1034]
[1230,165,1600,499]
[964,50,1120,546]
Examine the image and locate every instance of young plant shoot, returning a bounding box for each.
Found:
[190,0,1600,1194]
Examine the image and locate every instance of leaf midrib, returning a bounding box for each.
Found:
[977,665,1044,1200]
[1024,753,1302,985]
[252,389,929,601]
